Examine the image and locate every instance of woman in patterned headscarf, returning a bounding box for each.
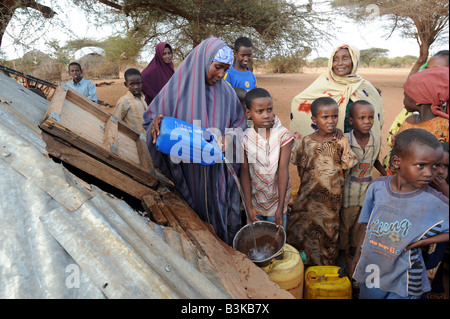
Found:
[143,38,247,245]
[290,44,384,153]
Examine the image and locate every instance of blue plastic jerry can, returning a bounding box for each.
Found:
[155,117,224,165]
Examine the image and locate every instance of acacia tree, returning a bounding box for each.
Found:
[73,0,332,60]
[0,0,55,48]
[360,48,389,67]
[331,0,449,75]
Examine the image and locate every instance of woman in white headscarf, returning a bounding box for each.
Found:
[290,44,383,152]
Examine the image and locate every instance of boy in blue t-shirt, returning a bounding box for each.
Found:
[224,37,257,91]
[351,128,449,299]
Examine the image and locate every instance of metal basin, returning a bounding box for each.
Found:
[233,221,286,266]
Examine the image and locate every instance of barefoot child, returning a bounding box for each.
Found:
[240,88,293,228]
[287,97,358,266]
[114,68,147,135]
[338,100,387,270]
[352,129,449,299]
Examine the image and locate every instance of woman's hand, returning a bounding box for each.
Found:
[151,114,163,144]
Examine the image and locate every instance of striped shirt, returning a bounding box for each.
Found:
[342,129,381,207]
[241,116,293,216]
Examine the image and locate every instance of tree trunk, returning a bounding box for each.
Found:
[409,41,429,77]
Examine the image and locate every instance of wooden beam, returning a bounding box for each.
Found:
[42,131,158,200]
[141,194,168,226]
[40,86,159,188]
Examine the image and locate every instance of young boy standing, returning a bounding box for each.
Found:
[351,129,449,299]
[67,62,98,103]
[240,88,293,228]
[338,100,386,269]
[224,37,257,91]
[114,68,147,136]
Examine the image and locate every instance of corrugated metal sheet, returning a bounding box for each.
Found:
[40,185,228,298]
[0,79,105,297]
[0,72,229,299]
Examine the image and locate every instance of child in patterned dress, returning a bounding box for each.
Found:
[287,97,358,266]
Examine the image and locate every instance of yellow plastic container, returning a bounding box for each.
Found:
[290,189,299,204]
[304,266,352,299]
[260,244,304,299]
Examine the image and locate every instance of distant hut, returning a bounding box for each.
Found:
[71,46,119,80]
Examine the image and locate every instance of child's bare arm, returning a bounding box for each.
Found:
[403,233,449,252]
[374,159,387,176]
[240,151,257,224]
[274,140,294,226]
[350,223,367,279]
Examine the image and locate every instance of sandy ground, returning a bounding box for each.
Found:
[95,67,411,189]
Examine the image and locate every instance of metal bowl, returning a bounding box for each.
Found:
[233,221,286,266]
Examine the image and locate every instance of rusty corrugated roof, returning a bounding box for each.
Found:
[0,72,229,299]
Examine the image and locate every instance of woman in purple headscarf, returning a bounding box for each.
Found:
[141,42,175,105]
[143,38,247,245]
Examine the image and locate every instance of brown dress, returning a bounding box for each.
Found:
[287,135,358,266]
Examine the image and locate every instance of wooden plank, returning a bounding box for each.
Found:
[42,131,158,200]
[65,87,110,123]
[42,86,67,123]
[141,195,168,226]
[104,116,119,155]
[40,86,159,188]
[158,192,293,299]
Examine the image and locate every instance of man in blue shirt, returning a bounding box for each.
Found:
[67,62,98,103]
[224,37,257,91]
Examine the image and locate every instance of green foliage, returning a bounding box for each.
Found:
[267,49,311,73]
[101,35,144,65]
[309,57,329,68]
[330,0,449,74]
[372,55,418,68]
[74,0,333,61]
[360,48,389,67]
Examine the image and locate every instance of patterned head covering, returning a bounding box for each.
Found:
[290,43,384,152]
[212,45,234,65]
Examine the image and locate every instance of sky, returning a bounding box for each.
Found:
[1,0,444,62]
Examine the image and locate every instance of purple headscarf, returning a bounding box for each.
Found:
[141,42,175,105]
[143,37,247,244]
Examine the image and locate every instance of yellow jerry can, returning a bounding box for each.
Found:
[304,266,352,299]
[260,243,304,299]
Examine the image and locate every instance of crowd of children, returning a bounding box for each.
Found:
[70,37,448,299]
